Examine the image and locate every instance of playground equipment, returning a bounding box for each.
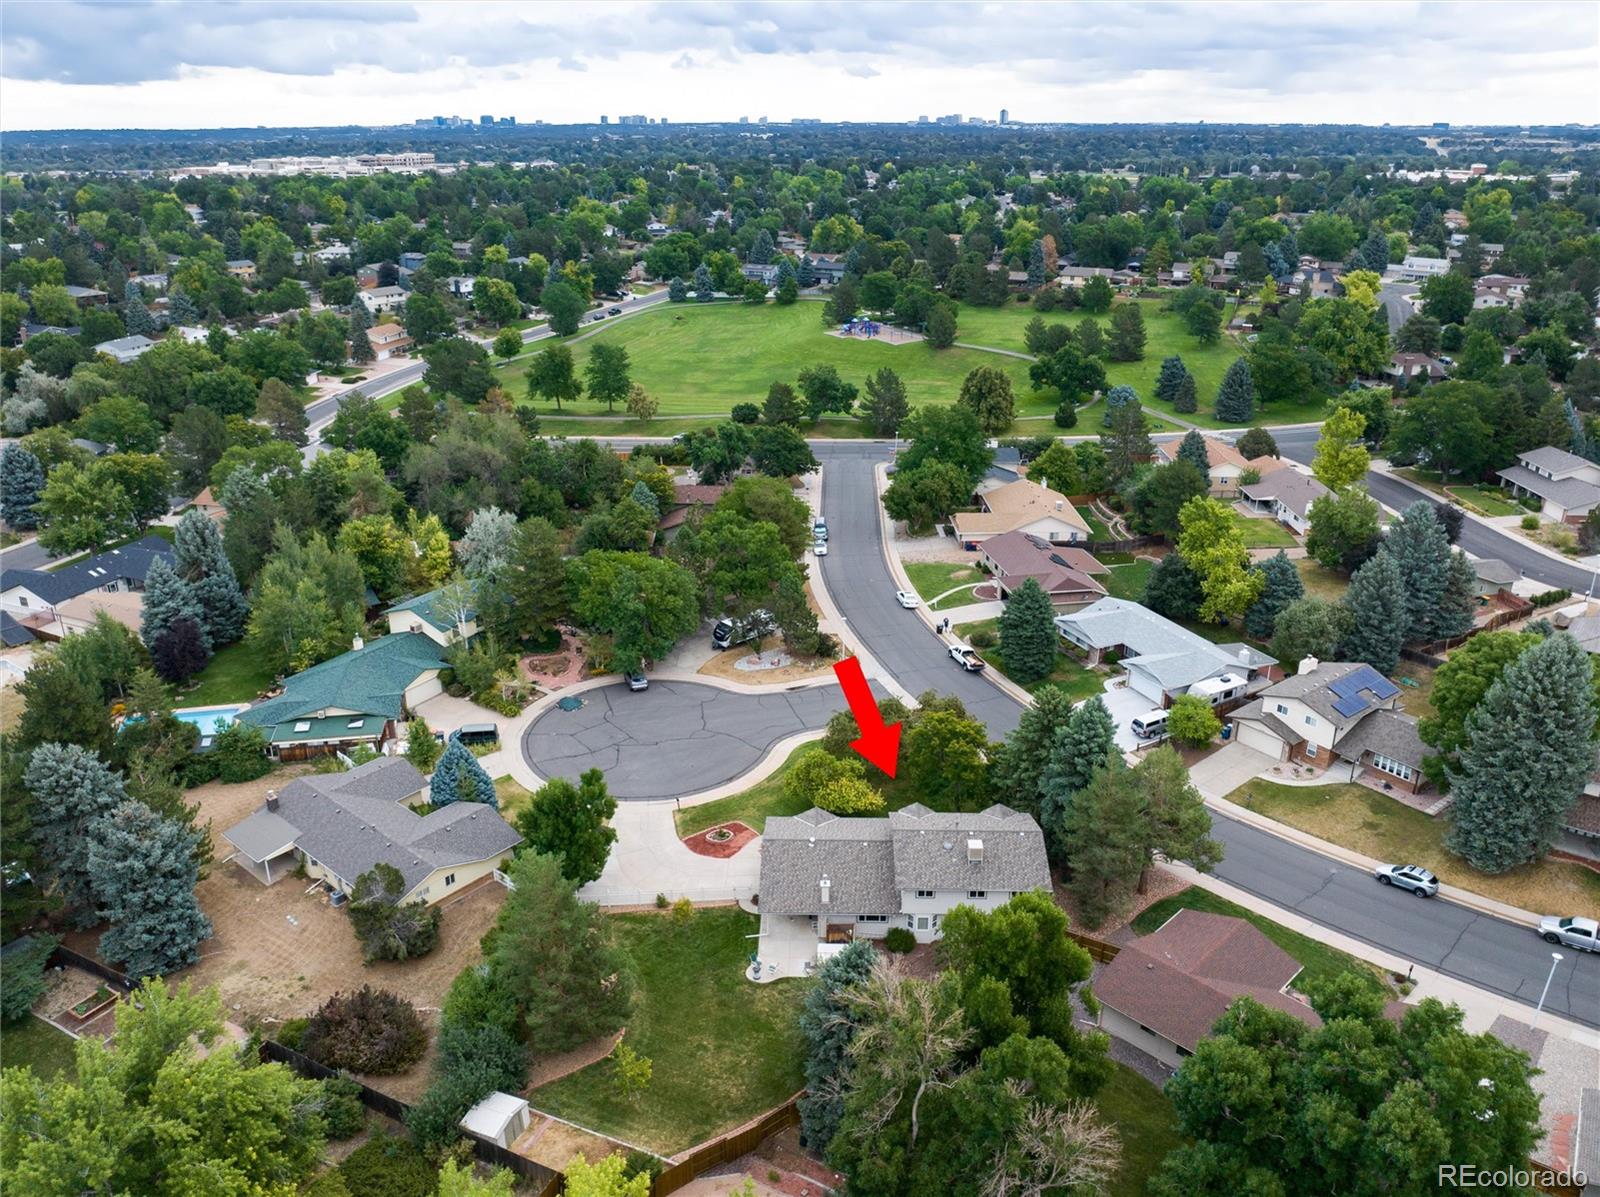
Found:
[839,316,882,338]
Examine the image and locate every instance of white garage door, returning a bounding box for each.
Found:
[1234,720,1285,760]
[406,675,444,706]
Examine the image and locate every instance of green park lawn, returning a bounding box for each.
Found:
[1131,886,1383,993]
[954,298,1327,429]
[1098,1063,1185,1197]
[500,301,1048,419]
[1105,560,1153,601]
[954,618,1106,702]
[0,1018,79,1081]
[528,908,808,1154]
[179,639,280,706]
[1227,780,1600,917]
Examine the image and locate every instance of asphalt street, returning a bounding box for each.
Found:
[810,441,1600,1026]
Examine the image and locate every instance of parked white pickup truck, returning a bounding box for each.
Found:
[948,644,986,672]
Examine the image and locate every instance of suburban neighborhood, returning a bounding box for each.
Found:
[1,8,1599,1196]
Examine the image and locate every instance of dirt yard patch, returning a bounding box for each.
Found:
[697,647,833,685]
[682,822,759,859]
[522,628,591,690]
[513,1115,644,1172]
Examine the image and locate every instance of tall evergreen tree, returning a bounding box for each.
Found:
[1340,551,1408,673]
[1107,302,1147,361]
[998,578,1058,685]
[1437,550,1478,640]
[1243,550,1306,640]
[174,508,248,644]
[988,687,1077,819]
[515,768,616,886]
[798,255,817,288]
[430,737,498,807]
[22,744,128,926]
[139,557,210,655]
[167,286,201,326]
[692,262,715,300]
[748,229,776,265]
[1026,240,1047,288]
[1038,697,1115,862]
[1171,372,1198,414]
[121,281,155,336]
[348,316,374,365]
[1447,633,1598,873]
[859,367,909,437]
[1154,355,1190,406]
[1214,357,1255,423]
[0,443,45,530]
[1176,430,1210,474]
[89,801,212,977]
[667,276,688,302]
[1384,501,1453,643]
[797,939,878,1152]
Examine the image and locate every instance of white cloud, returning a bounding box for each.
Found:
[1,1,1595,129]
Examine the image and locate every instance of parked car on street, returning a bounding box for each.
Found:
[624,670,649,692]
[607,306,623,316]
[812,541,829,556]
[1540,915,1599,952]
[949,644,986,672]
[812,519,828,541]
[895,589,920,608]
[1373,863,1439,897]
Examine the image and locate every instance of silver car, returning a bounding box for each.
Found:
[1373,863,1439,898]
[1540,915,1599,952]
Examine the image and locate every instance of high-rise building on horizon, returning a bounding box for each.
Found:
[1000,108,1008,124]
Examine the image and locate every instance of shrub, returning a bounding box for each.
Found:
[1531,588,1573,608]
[968,628,997,648]
[1167,694,1222,748]
[302,986,429,1075]
[654,892,669,908]
[1521,514,1539,530]
[816,775,886,816]
[1550,525,1579,552]
[320,1076,367,1140]
[302,1172,352,1197]
[671,896,695,925]
[406,718,441,773]
[337,1132,438,1197]
[730,403,761,424]
[1053,399,1078,429]
[783,749,865,807]
[211,721,271,783]
[276,1016,309,1049]
[0,934,56,1023]
[883,927,916,954]
[348,863,442,963]
[408,1024,528,1153]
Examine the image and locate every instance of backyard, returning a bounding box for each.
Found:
[499,301,1047,418]
[1097,1063,1185,1197]
[180,639,280,706]
[527,908,809,1155]
[1293,558,1349,602]
[1226,780,1600,915]
[0,1017,79,1081]
[1229,510,1299,549]
[1104,560,1154,601]
[955,617,1108,702]
[1131,885,1387,992]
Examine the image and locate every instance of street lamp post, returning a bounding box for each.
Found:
[1531,951,1564,1030]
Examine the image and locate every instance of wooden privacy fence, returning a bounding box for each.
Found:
[1067,930,1121,964]
[1086,535,1161,555]
[46,945,133,992]
[650,1093,803,1197]
[260,1039,562,1196]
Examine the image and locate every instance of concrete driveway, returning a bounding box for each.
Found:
[1097,680,1159,751]
[1188,742,1277,800]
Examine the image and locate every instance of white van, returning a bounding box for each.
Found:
[1131,709,1168,740]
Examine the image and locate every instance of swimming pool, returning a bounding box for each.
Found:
[174,706,247,737]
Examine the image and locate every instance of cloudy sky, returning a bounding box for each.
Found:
[2,1,1596,131]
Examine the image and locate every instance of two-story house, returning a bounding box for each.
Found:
[757,804,1050,970]
[1229,658,1429,792]
[367,322,414,360]
[1498,446,1600,523]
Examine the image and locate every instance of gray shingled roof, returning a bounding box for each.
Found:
[1333,709,1427,769]
[1259,662,1378,727]
[1055,598,1275,693]
[1496,465,1600,512]
[1518,445,1594,475]
[758,804,1049,916]
[222,757,521,897]
[1240,466,1330,519]
[0,534,176,606]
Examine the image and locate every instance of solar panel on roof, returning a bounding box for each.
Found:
[1332,694,1370,718]
[1346,665,1399,700]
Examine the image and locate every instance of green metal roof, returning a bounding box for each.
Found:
[385,584,475,634]
[240,634,446,733]
[259,714,388,744]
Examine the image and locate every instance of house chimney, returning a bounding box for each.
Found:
[352,634,365,652]
[1299,655,1319,675]
[1055,499,1063,511]
[1237,647,1250,663]
[819,875,831,905]
[967,838,984,864]
[266,790,279,812]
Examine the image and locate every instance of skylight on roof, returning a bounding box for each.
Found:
[347,718,365,729]
[294,721,311,732]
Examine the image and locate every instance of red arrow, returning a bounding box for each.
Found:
[832,656,901,778]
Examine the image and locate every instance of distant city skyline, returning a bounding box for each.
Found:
[2,1,1596,132]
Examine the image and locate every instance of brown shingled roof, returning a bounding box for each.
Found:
[1095,909,1321,1051]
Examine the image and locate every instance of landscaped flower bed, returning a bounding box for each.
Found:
[69,986,116,1020]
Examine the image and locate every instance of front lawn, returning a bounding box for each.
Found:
[1131,885,1383,993]
[179,639,280,706]
[954,618,1107,702]
[0,1018,78,1080]
[1444,485,1521,517]
[673,742,820,837]
[902,560,984,605]
[527,908,809,1155]
[1097,1063,1185,1197]
[1226,780,1600,916]
[1105,560,1153,601]
[493,775,535,824]
[501,302,1047,418]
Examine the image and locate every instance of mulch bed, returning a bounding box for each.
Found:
[682,821,758,858]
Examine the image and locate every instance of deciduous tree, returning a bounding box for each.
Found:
[516,768,618,885]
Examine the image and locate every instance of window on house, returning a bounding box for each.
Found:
[857,914,888,923]
[1371,753,1413,781]
[916,916,930,930]
[915,889,934,899]
[1177,1046,1193,1058]
[1305,743,1318,759]
[444,873,456,886]
[967,890,987,899]
[1303,714,1316,726]
[1274,703,1288,715]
